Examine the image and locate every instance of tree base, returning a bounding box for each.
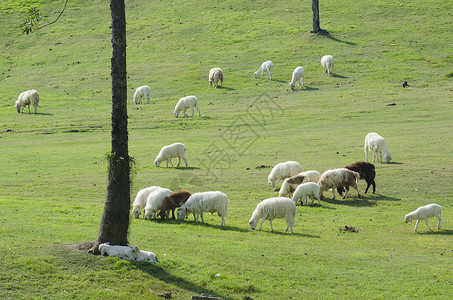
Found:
[311,29,329,35]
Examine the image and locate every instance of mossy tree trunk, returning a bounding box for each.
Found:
[90,0,130,253]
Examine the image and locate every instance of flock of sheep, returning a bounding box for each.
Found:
[14,55,442,260]
[130,129,441,241]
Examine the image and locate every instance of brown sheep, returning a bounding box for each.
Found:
[158,191,191,219]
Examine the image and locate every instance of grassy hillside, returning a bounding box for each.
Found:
[0,0,452,299]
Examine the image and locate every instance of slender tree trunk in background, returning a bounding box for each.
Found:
[90,0,130,253]
[311,0,328,34]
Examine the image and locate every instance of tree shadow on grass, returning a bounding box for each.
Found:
[290,86,320,92]
[133,261,224,299]
[255,229,320,238]
[177,220,250,233]
[367,193,401,201]
[322,33,356,46]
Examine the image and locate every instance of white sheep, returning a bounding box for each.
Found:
[248,197,296,233]
[364,132,392,164]
[131,186,162,219]
[133,85,151,104]
[405,204,442,231]
[292,182,321,206]
[254,60,274,81]
[154,142,188,168]
[318,168,361,200]
[144,188,173,219]
[209,68,224,88]
[15,89,39,114]
[268,161,302,191]
[173,95,201,118]
[177,191,229,226]
[278,170,322,197]
[320,55,334,76]
[289,66,304,90]
[135,250,158,263]
[98,242,139,260]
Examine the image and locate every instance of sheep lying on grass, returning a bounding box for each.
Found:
[135,250,158,263]
[405,204,442,231]
[364,132,391,164]
[292,182,321,206]
[98,242,139,260]
[248,197,296,233]
[144,188,173,219]
[268,161,302,191]
[154,142,188,168]
[320,55,334,76]
[209,68,224,88]
[254,60,274,81]
[133,85,150,104]
[289,66,304,90]
[177,191,229,226]
[318,168,361,200]
[131,186,162,219]
[15,89,39,113]
[174,95,201,118]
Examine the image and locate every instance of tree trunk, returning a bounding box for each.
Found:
[90,0,130,254]
[311,0,328,35]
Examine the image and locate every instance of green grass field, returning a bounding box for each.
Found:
[0,0,452,299]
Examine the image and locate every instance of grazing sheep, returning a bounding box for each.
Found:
[135,250,158,263]
[133,85,151,104]
[279,170,322,197]
[209,68,224,88]
[154,142,188,168]
[159,190,191,219]
[292,182,321,206]
[248,197,296,233]
[173,95,201,118]
[144,188,173,220]
[131,186,162,219]
[177,191,229,226]
[268,161,302,191]
[343,162,376,194]
[364,132,392,164]
[279,174,308,197]
[98,242,139,260]
[289,66,304,90]
[320,55,334,76]
[254,60,274,81]
[318,168,361,200]
[405,204,442,231]
[15,89,39,114]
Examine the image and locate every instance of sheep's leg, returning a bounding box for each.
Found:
[258,215,267,231]
[195,213,199,223]
[436,215,442,229]
[332,189,336,200]
[190,107,195,117]
[181,154,188,167]
[269,220,274,232]
[171,209,176,219]
[302,195,307,205]
[342,187,349,199]
[221,217,225,226]
[273,180,279,191]
[176,156,181,167]
[200,212,204,223]
[424,219,433,231]
[414,220,420,231]
[316,194,321,206]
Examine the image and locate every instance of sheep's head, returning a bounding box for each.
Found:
[154,160,160,167]
[130,245,140,255]
[174,111,179,118]
[15,102,20,113]
[254,71,259,78]
[131,208,141,219]
[177,208,187,220]
[144,210,152,220]
[248,218,258,230]
[404,215,412,223]
[289,82,295,90]
[384,154,392,163]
